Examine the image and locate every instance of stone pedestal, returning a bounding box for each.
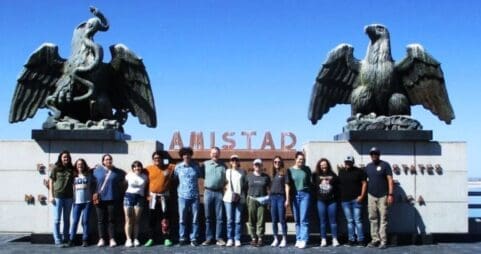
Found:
[0,139,162,233]
[303,139,467,234]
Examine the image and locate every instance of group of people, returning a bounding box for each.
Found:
[48,146,393,249]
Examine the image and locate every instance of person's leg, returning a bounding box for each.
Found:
[178,197,187,241]
[270,196,279,237]
[106,202,116,242]
[234,202,243,241]
[247,197,258,240]
[191,198,200,242]
[292,193,301,242]
[147,199,160,242]
[299,192,311,242]
[378,196,388,245]
[317,200,327,239]
[214,191,224,241]
[81,203,91,242]
[327,201,338,239]
[133,205,143,243]
[257,203,266,241]
[368,194,380,244]
[224,202,234,241]
[124,206,133,242]
[52,198,62,244]
[95,203,107,241]
[62,198,73,242]
[353,200,365,242]
[160,196,171,242]
[70,203,82,242]
[279,196,288,237]
[203,190,214,242]
[341,201,355,242]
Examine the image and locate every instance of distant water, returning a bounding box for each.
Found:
[469,187,481,218]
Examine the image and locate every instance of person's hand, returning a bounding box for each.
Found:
[49,197,55,204]
[356,195,364,203]
[284,200,289,208]
[146,195,152,201]
[387,195,394,206]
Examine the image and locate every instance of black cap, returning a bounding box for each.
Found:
[369,147,381,155]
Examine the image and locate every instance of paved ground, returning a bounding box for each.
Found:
[1,234,481,254]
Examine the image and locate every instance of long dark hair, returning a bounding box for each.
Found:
[73,158,90,176]
[55,150,73,168]
[272,156,285,176]
[315,158,334,175]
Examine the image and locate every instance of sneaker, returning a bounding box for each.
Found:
[345,240,355,247]
[298,241,306,249]
[202,239,213,246]
[97,239,105,247]
[144,239,154,247]
[164,239,173,247]
[367,241,380,248]
[279,238,287,248]
[320,238,327,247]
[191,240,199,247]
[356,240,366,247]
[133,239,140,247]
[66,240,75,247]
[178,239,187,246]
[109,239,117,248]
[226,239,234,247]
[124,239,133,247]
[216,239,226,246]
[379,243,387,249]
[235,240,241,247]
[55,243,65,248]
[271,237,279,247]
[332,238,340,247]
[82,240,88,247]
[250,238,257,246]
[257,238,263,247]
[294,240,300,248]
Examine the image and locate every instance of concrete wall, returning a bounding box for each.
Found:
[303,140,468,234]
[0,140,162,233]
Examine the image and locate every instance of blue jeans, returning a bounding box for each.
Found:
[291,191,310,241]
[52,198,73,244]
[204,189,224,240]
[341,199,364,241]
[70,202,92,241]
[316,199,338,239]
[224,201,243,241]
[270,194,287,236]
[178,197,199,241]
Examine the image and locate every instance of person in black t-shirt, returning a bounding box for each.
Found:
[338,156,367,246]
[269,156,288,247]
[365,147,393,249]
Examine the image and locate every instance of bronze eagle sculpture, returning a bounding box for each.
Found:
[308,24,454,130]
[9,7,156,132]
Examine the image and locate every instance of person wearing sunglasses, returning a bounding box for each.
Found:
[269,156,288,247]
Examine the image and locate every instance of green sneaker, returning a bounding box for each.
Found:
[164,239,173,247]
[144,239,154,247]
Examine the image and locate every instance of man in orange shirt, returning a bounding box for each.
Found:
[144,151,175,247]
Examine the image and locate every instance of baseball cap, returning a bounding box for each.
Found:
[344,156,355,163]
[253,158,262,165]
[369,147,381,155]
[230,154,239,160]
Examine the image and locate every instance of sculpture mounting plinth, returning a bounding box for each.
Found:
[32,129,131,141]
[334,130,433,141]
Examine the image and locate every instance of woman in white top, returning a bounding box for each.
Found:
[223,154,247,247]
[123,160,149,247]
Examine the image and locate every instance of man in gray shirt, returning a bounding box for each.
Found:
[201,147,227,246]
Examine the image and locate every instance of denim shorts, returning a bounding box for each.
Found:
[123,193,145,207]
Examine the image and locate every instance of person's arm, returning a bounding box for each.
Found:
[284,184,290,208]
[387,175,394,205]
[357,180,367,202]
[48,178,54,203]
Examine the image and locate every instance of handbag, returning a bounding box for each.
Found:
[93,169,111,205]
[230,170,241,203]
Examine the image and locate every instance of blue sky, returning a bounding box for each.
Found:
[1,1,480,176]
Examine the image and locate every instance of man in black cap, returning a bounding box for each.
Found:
[338,156,367,247]
[365,147,393,249]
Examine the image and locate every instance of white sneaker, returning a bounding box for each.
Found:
[295,240,300,248]
[279,238,287,248]
[332,238,339,247]
[109,239,117,248]
[298,241,306,249]
[226,239,234,247]
[320,238,327,247]
[271,237,279,247]
[235,240,241,247]
[97,239,105,247]
[124,239,132,247]
[133,239,140,247]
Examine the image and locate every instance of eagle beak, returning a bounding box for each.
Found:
[365,25,377,40]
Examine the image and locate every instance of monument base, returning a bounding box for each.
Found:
[334,130,433,141]
[303,139,467,234]
[32,129,131,141]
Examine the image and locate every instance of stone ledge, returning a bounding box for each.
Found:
[31,129,131,141]
[334,130,433,141]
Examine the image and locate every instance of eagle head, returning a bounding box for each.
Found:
[365,24,390,43]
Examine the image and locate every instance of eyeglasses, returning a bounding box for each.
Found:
[273,160,281,164]
[230,158,239,162]
[153,157,161,160]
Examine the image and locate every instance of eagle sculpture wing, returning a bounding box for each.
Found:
[308,44,360,124]
[109,44,157,127]
[9,43,65,123]
[396,44,455,124]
